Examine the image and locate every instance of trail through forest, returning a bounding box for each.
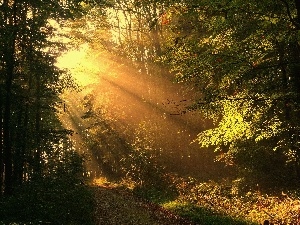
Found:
[56,45,209,223]
[92,183,194,225]
[1,1,299,224]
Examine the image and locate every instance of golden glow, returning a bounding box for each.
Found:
[106,8,130,44]
[56,44,99,87]
[56,43,206,179]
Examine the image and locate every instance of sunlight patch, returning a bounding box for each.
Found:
[56,43,99,87]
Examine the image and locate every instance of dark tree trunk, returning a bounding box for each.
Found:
[0,96,3,195]
[289,41,300,180]
[3,47,14,195]
[295,0,300,25]
[34,74,42,178]
[13,105,28,185]
[3,0,17,195]
[291,0,300,181]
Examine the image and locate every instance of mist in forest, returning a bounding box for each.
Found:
[57,45,230,181]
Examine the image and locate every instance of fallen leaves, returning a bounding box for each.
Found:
[92,185,194,225]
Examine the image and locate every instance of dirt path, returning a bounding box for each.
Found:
[55,46,228,223]
[92,185,194,225]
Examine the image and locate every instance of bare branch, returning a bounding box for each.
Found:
[278,0,300,29]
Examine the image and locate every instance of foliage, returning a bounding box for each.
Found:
[0,150,95,225]
[163,202,253,225]
[80,91,172,188]
[123,121,166,187]
[74,0,300,190]
[133,185,178,205]
[0,179,95,225]
[80,94,178,204]
[0,0,102,195]
[158,0,300,186]
[172,177,300,225]
[75,0,178,75]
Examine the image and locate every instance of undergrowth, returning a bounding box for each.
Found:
[163,177,300,225]
[0,178,95,225]
[163,201,253,225]
[126,173,300,224]
[0,179,94,225]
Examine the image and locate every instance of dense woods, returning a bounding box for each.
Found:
[1,0,300,224]
[0,1,96,224]
[113,0,300,186]
[0,0,85,194]
[76,0,300,188]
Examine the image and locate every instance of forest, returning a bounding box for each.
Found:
[0,0,300,224]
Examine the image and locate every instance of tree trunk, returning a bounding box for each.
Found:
[291,0,300,181]
[34,74,42,178]
[12,105,28,185]
[0,95,3,195]
[3,0,17,195]
[3,45,14,195]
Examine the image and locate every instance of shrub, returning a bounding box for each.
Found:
[0,177,95,225]
[174,178,300,224]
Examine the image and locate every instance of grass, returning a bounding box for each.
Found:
[163,201,255,225]
[125,176,300,225]
[125,178,255,224]
[5,174,298,225]
[167,178,300,225]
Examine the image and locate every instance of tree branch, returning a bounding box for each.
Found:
[278,0,300,29]
[186,94,299,110]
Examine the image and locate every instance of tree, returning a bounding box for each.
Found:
[0,0,92,195]
[80,0,175,73]
[160,0,300,187]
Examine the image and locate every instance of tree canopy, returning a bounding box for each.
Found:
[78,0,300,187]
[1,0,300,223]
[158,0,300,186]
[1,0,299,205]
[0,0,93,195]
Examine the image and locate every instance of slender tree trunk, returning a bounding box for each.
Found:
[13,106,27,185]
[115,10,123,46]
[3,0,17,195]
[289,40,300,180]
[3,45,14,195]
[290,0,300,181]
[0,98,3,195]
[295,0,300,26]
[151,3,162,57]
[292,0,300,93]
[13,1,30,184]
[0,0,8,196]
[34,74,42,178]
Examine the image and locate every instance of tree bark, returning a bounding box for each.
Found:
[291,0,300,181]
[0,95,3,195]
[13,105,28,185]
[34,76,42,178]
[3,0,17,195]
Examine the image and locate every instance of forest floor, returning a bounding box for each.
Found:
[92,183,194,225]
